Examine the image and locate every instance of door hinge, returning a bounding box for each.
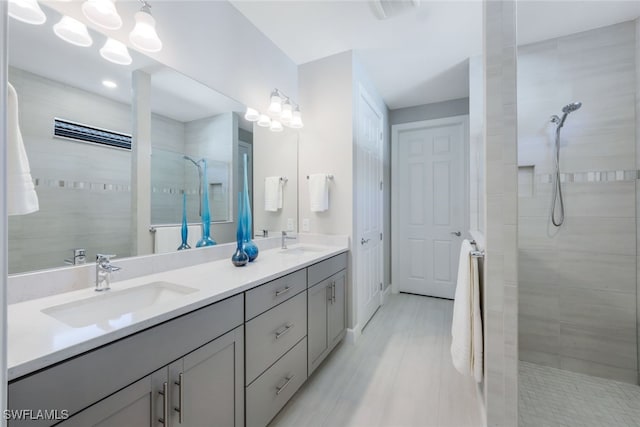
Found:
[380,233,383,240]
[379,282,382,290]
[379,132,383,141]
[379,181,383,190]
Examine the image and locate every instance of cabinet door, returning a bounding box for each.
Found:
[328,270,347,347]
[169,326,244,427]
[58,368,167,427]
[307,278,330,375]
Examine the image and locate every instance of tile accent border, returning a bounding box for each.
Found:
[536,170,640,184]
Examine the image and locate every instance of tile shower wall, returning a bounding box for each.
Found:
[518,21,638,383]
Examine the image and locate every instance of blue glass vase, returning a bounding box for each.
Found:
[177,193,191,250]
[196,160,216,247]
[231,198,248,267]
[241,153,258,261]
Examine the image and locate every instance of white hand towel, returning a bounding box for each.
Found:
[264,176,283,212]
[309,173,329,212]
[7,82,39,216]
[451,239,483,382]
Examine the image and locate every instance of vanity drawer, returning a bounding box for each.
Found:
[246,337,307,427]
[307,252,347,287]
[245,291,307,385]
[245,269,306,320]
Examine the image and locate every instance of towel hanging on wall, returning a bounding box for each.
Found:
[264,176,283,212]
[309,173,329,212]
[451,239,483,383]
[7,82,39,216]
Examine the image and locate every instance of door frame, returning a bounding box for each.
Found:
[354,82,385,333]
[391,115,470,295]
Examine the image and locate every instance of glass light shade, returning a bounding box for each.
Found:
[290,109,304,129]
[257,114,271,127]
[100,38,132,65]
[8,0,46,25]
[129,10,162,53]
[270,120,283,133]
[281,100,293,123]
[244,107,260,122]
[82,0,122,30]
[268,91,282,114]
[53,16,93,47]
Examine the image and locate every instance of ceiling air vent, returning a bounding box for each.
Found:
[54,118,132,150]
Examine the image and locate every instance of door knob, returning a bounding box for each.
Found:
[361,238,370,245]
[451,231,461,236]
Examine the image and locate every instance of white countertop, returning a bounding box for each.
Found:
[7,243,348,381]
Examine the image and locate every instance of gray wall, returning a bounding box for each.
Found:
[518,21,638,383]
[389,98,469,125]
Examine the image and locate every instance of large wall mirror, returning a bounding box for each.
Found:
[7,4,278,274]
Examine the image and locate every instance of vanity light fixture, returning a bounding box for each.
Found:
[270,120,284,133]
[129,1,163,53]
[8,0,47,25]
[257,114,271,128]
[99,38,132,65]
[244,107,260,122]
[268,89,282,114]
[53,16,93,47]
[82,0,122,30]
[290,106,304,129]
[281,99,293,124]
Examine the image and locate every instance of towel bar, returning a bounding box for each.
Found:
[280,176,288,182]
[469,240,485,258]
[306,174,334,180]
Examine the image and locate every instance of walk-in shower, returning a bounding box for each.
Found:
[548,101,582,226]
[183,155,204,216]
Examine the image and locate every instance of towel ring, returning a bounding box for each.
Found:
[306,174,334,180]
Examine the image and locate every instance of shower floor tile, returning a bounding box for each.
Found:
[519,361,640,427]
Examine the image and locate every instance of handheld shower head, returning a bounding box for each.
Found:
[561,102,582,114]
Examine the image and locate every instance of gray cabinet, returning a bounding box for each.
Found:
[58,369,166,427]
[308,269,347,376]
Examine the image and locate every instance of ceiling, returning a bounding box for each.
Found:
[9,4,244,124]
[231,0,640,110]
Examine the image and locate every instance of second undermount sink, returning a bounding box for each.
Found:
[279,245,325,255]
[42,281,198,328]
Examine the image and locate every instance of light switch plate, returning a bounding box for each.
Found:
[302,218,310,232]
[287,218,294,231]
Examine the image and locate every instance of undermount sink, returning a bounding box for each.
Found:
[279,245,325,255]
[42,281,198,328]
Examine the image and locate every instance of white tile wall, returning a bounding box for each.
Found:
[517,21,638,383]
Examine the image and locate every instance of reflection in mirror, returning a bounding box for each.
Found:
[7,4,249,273]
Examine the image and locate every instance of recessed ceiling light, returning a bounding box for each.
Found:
[102,80,117,89]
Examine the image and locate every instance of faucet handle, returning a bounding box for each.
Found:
[96,254,116,263]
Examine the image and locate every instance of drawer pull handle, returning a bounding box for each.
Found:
[275,286,291,297]
[159,382,168,425]
[275,323,294,339]
[174,373,184,423]
[276,374,295,395]
[332,282,336,303]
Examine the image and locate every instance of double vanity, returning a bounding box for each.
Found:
[7,241,349,427]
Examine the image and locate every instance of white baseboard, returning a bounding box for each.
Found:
[346,324,361,345]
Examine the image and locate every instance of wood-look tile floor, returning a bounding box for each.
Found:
[270,293,483,427]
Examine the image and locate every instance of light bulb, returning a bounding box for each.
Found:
[257,114,271,128]
[268,90,282,114]
[129,8,162,53]
[82,0,122,30]
[99,38,132,65]
[53,16,93,47]
[8,0,46,25]
[270,120,283,132]
[244,107,260,122]
[290,107,304,129]
[281,100,293,124]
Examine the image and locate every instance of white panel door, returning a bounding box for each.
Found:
[356,85,383,330]
[395,120,465,299]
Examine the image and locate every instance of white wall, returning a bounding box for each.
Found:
[252,126,298,234]
[1,3,8,422]
[469,56,485,237]
[390,98,470,125]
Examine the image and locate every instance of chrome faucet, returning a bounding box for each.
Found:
[281,231,296,249]
[65,248,86,265]
[95,254,121,292]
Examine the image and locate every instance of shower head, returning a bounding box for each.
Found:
[183,155,203,169]
[561,102,582,114]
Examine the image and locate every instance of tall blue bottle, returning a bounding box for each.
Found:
[231,197,249,267]
[196,159,216,247]
[241,153,258,261]
[177,192,191,250]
